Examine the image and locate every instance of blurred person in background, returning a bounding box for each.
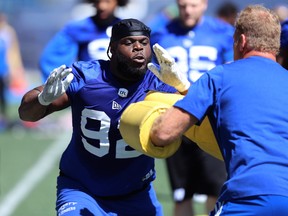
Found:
[39,0,129,81]
[277,19,288,69]
[0,12,27,131]
[273,4,288,23]
[147,3,178,32]
[150,0,234,215]
[216,1,239,26]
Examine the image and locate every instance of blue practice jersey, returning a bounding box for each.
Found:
[175,56,288,202]
[147,3,178,32]
[151,16,234,83]
[0,38,8,77]
[62,60,176,197]
[39,16,120,81]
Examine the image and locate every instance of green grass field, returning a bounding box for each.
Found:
[0,100,206,216]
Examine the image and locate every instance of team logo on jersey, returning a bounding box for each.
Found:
[142,169,154,181]
[112,101,122,110]
[118,88,128,98]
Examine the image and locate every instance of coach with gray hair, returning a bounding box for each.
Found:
[150,5,288,215]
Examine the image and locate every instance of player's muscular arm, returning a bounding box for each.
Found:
[19,86,46,121]
[18,86,70,122]
[150,107,198,147]
[19,65,73,122]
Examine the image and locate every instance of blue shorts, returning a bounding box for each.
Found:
[210,195,288,216]
[56,177,163,216]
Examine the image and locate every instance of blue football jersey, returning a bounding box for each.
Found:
[151,16,234,83]
[39,16,121,81]
[147,3,178,32]
[62,60,176,197]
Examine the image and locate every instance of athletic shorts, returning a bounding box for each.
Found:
[56,175,163,216]
[166,137,227,202]
[210,195,288,216]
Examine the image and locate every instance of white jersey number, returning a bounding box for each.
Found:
[81,109,142,159]
[166,45,218,82]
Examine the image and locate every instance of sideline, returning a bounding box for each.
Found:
[0,134,68,216]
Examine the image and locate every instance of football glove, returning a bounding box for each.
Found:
[38,65,74,106]
[148,43,190,93]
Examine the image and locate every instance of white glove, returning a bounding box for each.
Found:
[148,43,190,92]
[38,65,74,106]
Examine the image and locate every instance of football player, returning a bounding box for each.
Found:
[39,0,129,81]
[19,19,189,216]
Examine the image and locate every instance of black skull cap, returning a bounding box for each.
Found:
[110,18,151,42]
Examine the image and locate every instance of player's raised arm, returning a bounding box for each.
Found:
[148,43,190,94]
[18,65,73,122]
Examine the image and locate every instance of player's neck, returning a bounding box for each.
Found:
[244,50,276,61]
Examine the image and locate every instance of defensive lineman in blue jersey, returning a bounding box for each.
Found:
[61,59,175,197]
[39,0,129,81]
[19,19,181,215]
[150,5,288,215]
[150,0,233,215]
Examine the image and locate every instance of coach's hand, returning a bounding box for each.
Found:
[148,43,190,93]
[38,65,74,106]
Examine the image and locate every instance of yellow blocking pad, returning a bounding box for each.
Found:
[145,91,223,160]
[120,91,223,160]
[119,101,181,158]
[184,117,222,160]
[145,91,185,105]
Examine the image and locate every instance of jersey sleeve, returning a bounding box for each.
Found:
[222,25,234,63]
[66,60,93,99]
[146,71,177,93]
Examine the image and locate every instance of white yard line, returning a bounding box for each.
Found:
[0,135,68,216]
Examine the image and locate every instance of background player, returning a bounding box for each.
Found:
[215,1,239,26]
[0,12,27,131]
[39,0,129,81]
[150,0,234,215]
